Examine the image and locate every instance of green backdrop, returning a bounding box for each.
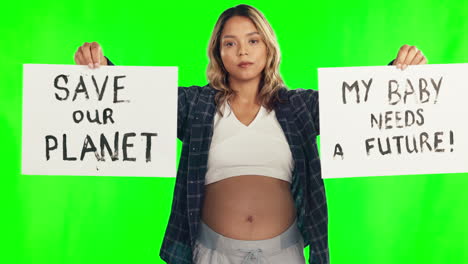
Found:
[2,0,467,263]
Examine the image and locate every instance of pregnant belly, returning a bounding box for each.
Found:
[201,175,296,240]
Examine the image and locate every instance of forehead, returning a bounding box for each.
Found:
[221,16,258,37]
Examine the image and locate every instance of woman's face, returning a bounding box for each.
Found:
[220,16,267,85]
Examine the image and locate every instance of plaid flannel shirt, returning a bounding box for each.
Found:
[107,57,395,264]
[160,84,327,264]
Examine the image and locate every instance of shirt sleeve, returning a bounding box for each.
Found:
[177,87,189,141]
[177,85,207,140]
[105,56,114,66]
[310,89,320,135]
[294,88,320,135]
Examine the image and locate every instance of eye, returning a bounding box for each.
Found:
[224,41,235,47]
[249,39,259,44]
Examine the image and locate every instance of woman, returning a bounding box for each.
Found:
[74,4,427,264]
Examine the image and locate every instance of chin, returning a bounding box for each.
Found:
[231,72,262,83]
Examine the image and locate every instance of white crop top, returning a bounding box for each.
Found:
[205,102,294,185]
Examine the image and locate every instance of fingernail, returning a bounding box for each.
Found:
[88,63,94,69]
[95,62,100,68]
[397,63,401,69]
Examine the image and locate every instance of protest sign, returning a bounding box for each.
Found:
[22,64,177,177]
[318,63,468,178]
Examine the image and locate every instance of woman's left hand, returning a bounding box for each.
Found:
[393,44,428,70]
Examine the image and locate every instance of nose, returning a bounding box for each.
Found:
[238,43,248,56]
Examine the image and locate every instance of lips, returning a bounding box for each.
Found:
[238,62,253,68]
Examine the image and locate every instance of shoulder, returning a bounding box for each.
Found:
[278,87,318,104]
[178,85,204,97]
[178,84,216,102]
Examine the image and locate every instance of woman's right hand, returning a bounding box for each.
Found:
[74,42,107,68]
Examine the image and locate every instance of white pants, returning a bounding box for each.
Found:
[193,219,306,264]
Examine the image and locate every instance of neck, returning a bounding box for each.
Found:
[229,76,261,105]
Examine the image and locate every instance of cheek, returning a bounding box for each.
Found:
[220,50,235,69]
[256,53,268,71]
[256,45,268,67]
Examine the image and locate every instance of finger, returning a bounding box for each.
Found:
[402,46,418,69]
[395,44,410,69]
[90,42,102,68]
[418,57,428,65]
[74,48,81,64]
[78,46,89,66]
[410,51,424,65]
[78,51,86,66]
[75,48,85,65]
[80,42,94,68]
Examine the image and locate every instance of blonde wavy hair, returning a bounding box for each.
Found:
[207,4,285,115]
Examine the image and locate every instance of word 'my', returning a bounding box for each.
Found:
[342,79,373,104]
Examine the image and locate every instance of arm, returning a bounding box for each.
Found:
[302,89,320,135]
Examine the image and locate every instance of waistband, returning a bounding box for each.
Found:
[197,219,302,257]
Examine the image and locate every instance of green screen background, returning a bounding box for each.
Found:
[2,0,467,263]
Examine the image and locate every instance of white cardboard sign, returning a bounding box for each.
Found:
[22,64,177,177]
[318,63,468,179]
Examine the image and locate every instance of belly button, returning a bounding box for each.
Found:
[246,215,254,223]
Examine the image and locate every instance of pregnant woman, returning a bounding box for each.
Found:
[74,4,427,264]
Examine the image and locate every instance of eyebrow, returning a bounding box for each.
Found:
[222,32,260,39]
